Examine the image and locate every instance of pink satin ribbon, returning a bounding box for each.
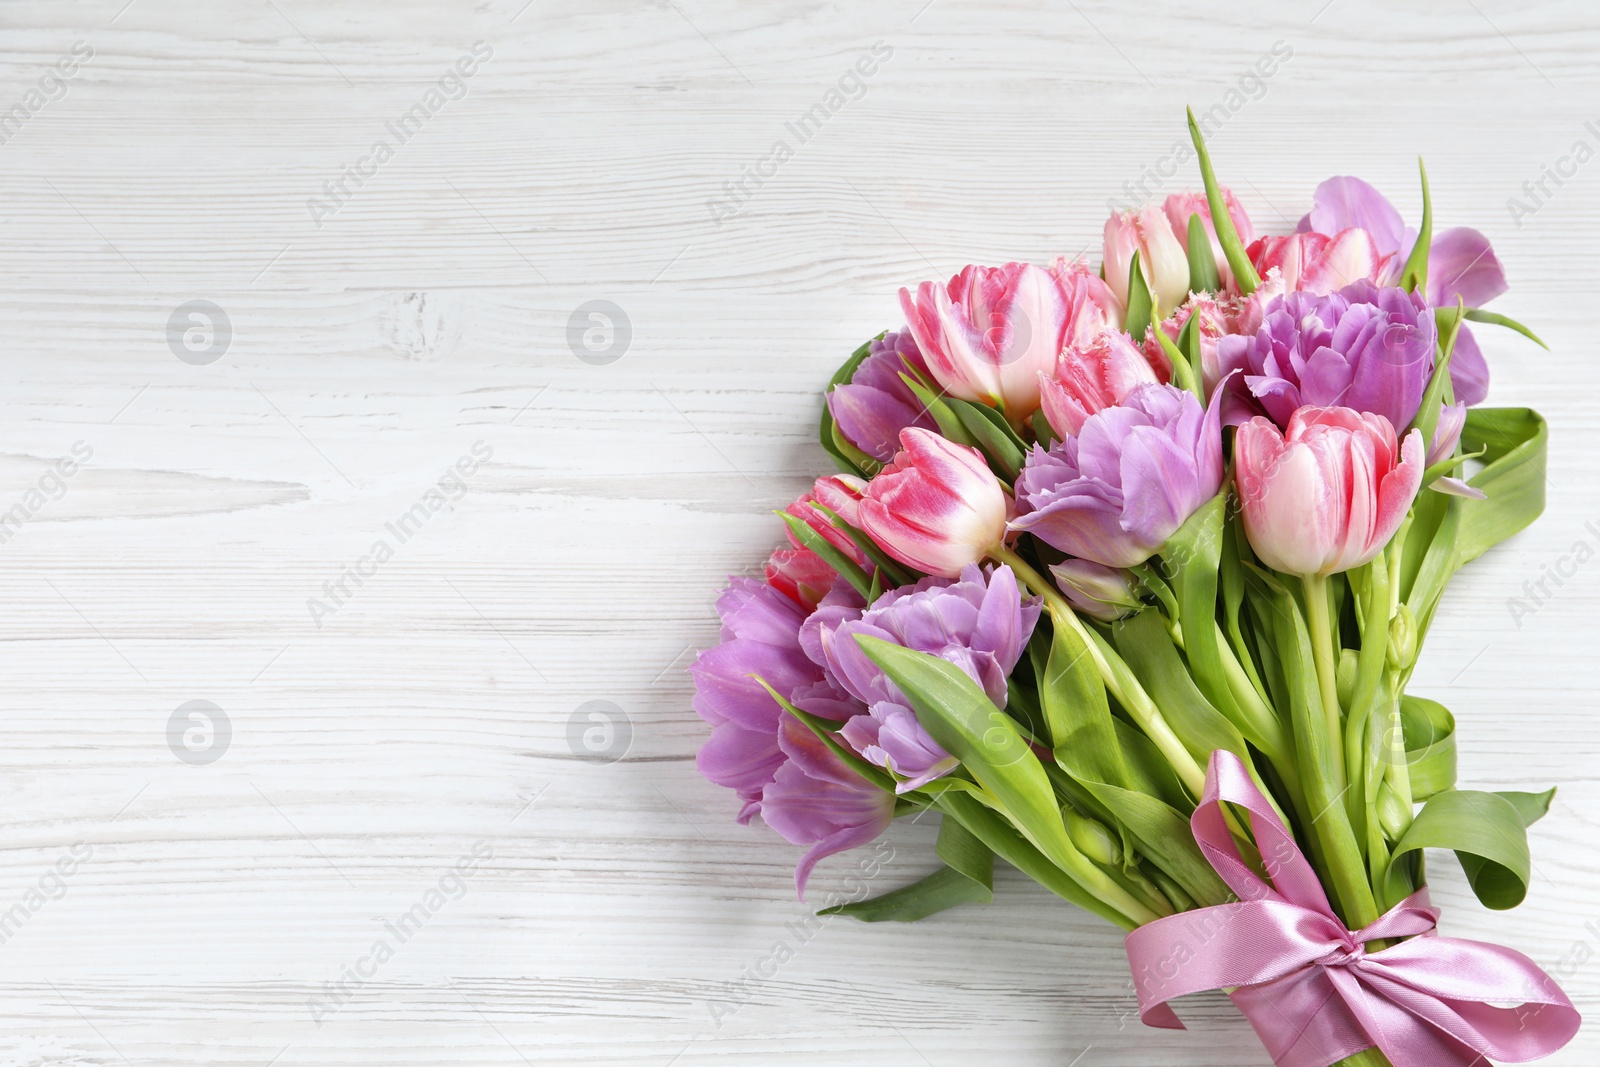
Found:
[1123,749,1580,1066]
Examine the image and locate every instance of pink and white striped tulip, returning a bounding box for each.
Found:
[1247,229,1394,296]
[1235,406,1423,577]
[1050,256,1126,345]
[1103,206,1191,315]
[1038,329,1163,438]
[858,428,1008,578]
[899,263,1069,419]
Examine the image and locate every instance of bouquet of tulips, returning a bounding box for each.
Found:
[690,113,1579,1067]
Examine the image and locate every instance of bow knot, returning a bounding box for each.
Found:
[1315,940,1366,970]
[1123,750,1579,1067]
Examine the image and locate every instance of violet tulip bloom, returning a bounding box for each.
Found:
[1038,329,1163,439]
[821,564,1042,791]
[761,714,894,897]
[1297,175,1508,406]
[858,428,1009,578]
[1049,558,1143,622]
[1217,281,1436,433]
[691,576,826,817]
[1235,406,1424,577]
[826,331,938,463]
[899,262,1070,418]
[691,575,893,897]
[1011,383,1224,568]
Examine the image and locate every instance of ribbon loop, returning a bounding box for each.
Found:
[1124,750,1579,1067]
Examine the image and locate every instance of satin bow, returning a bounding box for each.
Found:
[1123,750,1579,1067]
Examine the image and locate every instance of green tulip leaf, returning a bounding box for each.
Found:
[900,373,979,449]
[855,636,1164,928]
[1186,212,1220,294]
[1125,250,1154,341]
[1041,611,1230,906]
[1463,307,1548,349]
[933,788,1135,930]
[1186,107,1259,294]
[1456,406,1548,565]
[1397,158,1432,295]
[854,636,1074,866]
[819,815,993,921]
[1398,694,1457,800]
[1386,786,1553,910]
[947,397,1025,480]
[777,511,872,599]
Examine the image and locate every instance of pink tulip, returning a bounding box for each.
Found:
[1143,295,1237,399]
[810,473,868,528]
[1163,189,1255,289]
[1247,229,1394,296]
[1104,206,1191,315]
[783,476,869,561]
[764,546,836,609]
[1038,329,1163,438]
[1235,406,1424,577]
[858,428,1009,578]
[899,263,1069,418]
[1050,256,1126,345]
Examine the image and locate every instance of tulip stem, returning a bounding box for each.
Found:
[1302,574,1349,798]
[992,547,1208,798]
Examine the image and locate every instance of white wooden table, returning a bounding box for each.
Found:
[1,1,1596,1063]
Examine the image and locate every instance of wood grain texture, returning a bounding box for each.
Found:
[0,0,1597,1063]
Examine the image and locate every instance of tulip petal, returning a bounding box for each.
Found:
[1448,325,1491,407]
[697,720,785,793]
[1427,227,1508,309]
[1300,176,1407,257]
[1432,475,1487,500]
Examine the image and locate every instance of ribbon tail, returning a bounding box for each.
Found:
[1230,972,1374,1067]
[1341,940,1582,1066]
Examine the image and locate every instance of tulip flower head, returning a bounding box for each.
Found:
[1049,558,1144,622]
[1247,230,1393,297]
[1234,405,1424,577]
[691,574,894,897]
[1012,383,1224,569]
[1038,329,1163,439]
[826,331,939,463]
[1104,206,1191,315]
[1105,188,1255,314]
[822,564,1041,791]
[1295,175,1510,406]
[858,428,1010,578]
[1163,188,1256,290]
[1217,281,1437,434]
[899,263,1070,419]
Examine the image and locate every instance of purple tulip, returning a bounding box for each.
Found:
[826,331,938,463]
[691,574,894,897]
[761,714,894,896]
[1217,281,1436,434]
[1011,383,1224,569]
[817,564,1041,792]
[1297,176,1506,406]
